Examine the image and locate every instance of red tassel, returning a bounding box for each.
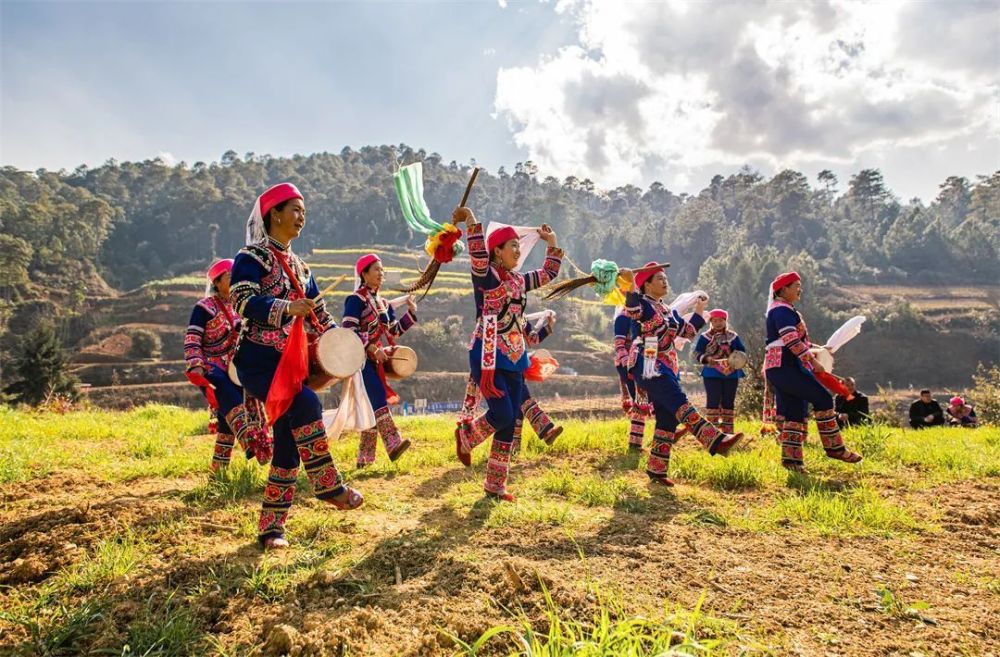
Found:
[265,316,308,426]
[815,371,851,398]
[376,362,400,405]
[186,371,218,409]
[525,353,559,382]
[479,368,504,399]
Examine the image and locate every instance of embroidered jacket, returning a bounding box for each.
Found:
[764,300,812,371]
[184,295,240,372]
[466,222,563,370]
[693,329,746,379]
[230,237,336,356]
[624,291,703,376]
[342,286,417,352]
[613,309,638,368]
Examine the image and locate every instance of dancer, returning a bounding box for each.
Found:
[459,311,562,459]
[764,272,862,473]
[184,258,243,471]
[343,253,418,467]
[623,264,743,486]
[452,207,562,501]
[231,182,363,550]
[693,309,746,435]
[614,306,651,450]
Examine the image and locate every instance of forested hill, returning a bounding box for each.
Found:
[2,145,998,302]
[0,146,998,392]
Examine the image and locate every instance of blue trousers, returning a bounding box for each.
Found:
[203,365,243,434]
[617,365,638,401]
[703,378,739,410]
[765,365,833,423]
[360,359,389,412]
[237,345,325,471]
[632,368,688,433]
[470,347,526,445]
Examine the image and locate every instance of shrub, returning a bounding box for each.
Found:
[127,328,162,359]
[970,363,1000,425]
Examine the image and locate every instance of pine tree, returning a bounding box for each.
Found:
[3,323,79,406]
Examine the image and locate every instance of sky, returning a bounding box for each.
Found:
[1,0,997,202]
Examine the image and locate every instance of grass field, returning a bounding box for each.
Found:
[1,407,997,656]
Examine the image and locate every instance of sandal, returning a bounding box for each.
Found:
[541,426,563,446]
[388,438,411,462]
[782,462,807,474]
[485,490,516,503]
[326,487,364,511]
[262,536,289,550]
[648,475,675,487]
[827,449,863,464]
[712,432,744,457]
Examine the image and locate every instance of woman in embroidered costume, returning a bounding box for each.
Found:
[614,306,651,451]
[230,183,363,550]
[458,311,562,459]
[343,253,418,467]
[693,309,746,436]
[764,272,862,473]
[184,259,243,472]
[623,263,743,486]
[452,208,563,501]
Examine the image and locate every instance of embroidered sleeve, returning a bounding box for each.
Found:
[184,303,211,371]
[524,247,564,291]
[389,306,417,337]
[613,314,631,364]
[467,222,489,279]
[231,251,287,328]
[623,291,654,322]
[528,325,550,347]
[677,310,704,340]
[306,274,335,333]
[341,294,370,347]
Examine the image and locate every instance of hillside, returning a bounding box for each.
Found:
[60,241,998,411]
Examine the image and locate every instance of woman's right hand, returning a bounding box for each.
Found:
[286,298,316,317]
[618,268,634,291]
[452,207,476,225]
[372,346,389,364]
[811,358,827,374]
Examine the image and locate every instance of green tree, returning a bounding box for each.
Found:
[3,322,79,405]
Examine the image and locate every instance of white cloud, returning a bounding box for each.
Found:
[493,0,999,195]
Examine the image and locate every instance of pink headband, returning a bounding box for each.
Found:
[355,253,380,276]
[950,396,964,406]
[707,308,728,320]
[259,182,303,220]
[207,258,233,281]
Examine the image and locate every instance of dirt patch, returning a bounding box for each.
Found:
[1,461,997,656]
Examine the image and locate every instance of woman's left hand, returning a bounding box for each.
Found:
[538,224,557,247]
[406,294,417,313]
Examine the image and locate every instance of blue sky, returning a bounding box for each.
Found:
[2,1,997,201]
[2,1,576,168]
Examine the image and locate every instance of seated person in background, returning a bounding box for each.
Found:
[908,389,945,429]
[835,377,870,427]
[946,396,978,428]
